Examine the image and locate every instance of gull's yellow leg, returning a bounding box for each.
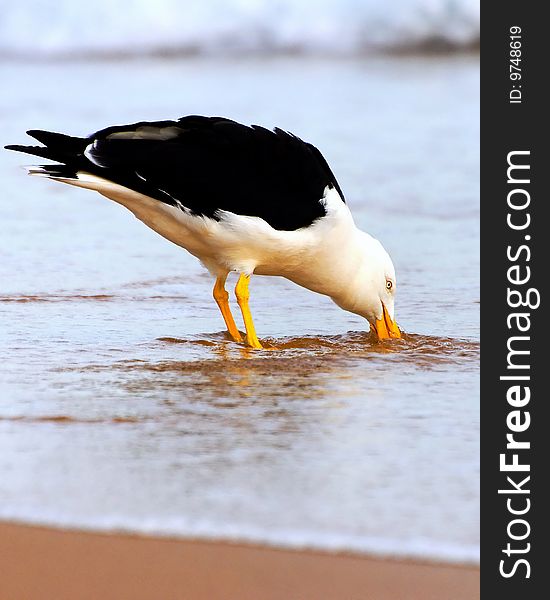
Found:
[235,274,263,349]
[213,275,243,343]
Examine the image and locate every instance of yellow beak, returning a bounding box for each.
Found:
[374,304,401,340]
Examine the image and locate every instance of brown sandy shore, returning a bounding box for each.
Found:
[0,522,479,600]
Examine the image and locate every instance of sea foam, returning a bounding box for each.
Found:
[0,507,480,565]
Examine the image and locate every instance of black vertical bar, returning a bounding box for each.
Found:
[482,2,547,598]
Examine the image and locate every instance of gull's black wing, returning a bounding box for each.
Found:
[6,115,346,231]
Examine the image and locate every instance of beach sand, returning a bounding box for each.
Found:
[0,522,479,600]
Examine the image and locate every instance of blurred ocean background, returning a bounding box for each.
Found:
[0,0,479,58]
[0,0,479,565]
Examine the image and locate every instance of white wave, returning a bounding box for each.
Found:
[0,0,479,58]
[0,507,479,565]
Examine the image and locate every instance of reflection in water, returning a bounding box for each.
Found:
[0,329,479,562]
[72,331,480,409]
[0,331,479,433]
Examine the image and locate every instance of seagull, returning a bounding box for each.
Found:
[5,115,401,349]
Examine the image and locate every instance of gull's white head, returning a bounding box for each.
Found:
[332,231,402,340]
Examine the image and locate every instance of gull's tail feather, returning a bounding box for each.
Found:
[24,164,79,179]
[5,130,87,165]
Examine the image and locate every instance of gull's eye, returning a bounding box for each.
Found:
[386,280,393,291]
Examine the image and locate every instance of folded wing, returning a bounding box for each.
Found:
[6,115,346,231]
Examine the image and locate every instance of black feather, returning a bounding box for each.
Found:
[5,116,346,231]
[26,130,86,151]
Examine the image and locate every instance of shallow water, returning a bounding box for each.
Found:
[0,55,479,563]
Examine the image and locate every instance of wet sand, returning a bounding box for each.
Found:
[0,522,479,600]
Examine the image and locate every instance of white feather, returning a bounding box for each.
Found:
[32,171,396,322]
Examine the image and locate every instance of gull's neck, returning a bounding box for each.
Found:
[286,222,378,317]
